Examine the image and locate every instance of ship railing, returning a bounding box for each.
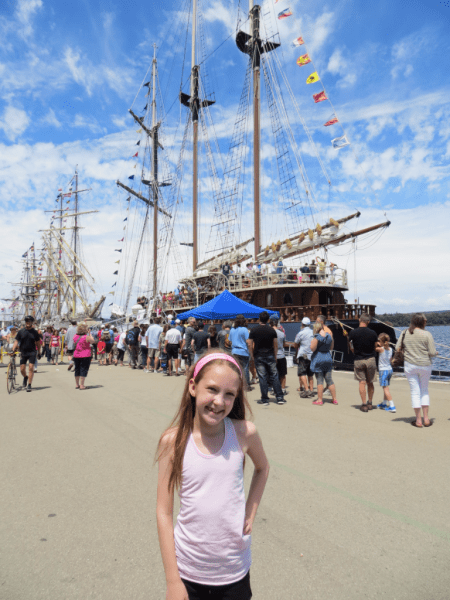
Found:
[226,267,347,291]
[274,303,376,322]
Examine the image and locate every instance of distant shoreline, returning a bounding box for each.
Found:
[375,311,450,327]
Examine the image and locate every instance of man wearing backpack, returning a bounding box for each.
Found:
[126,320,141,369]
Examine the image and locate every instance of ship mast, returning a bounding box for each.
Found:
[73,170,78,315]
[251,0,261,260]
[236,3,279,259]
[180,0,214,271]
[151,44,159,309]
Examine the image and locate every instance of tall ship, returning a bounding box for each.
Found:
[4,170,105,326]
[112,0,395,361]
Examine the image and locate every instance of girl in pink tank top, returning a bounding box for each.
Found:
[156,351,270,600]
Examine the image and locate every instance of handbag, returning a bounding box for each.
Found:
[391,331,406,368]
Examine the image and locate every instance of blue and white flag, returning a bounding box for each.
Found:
[331,135,350,149]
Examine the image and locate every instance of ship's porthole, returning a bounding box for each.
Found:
[266,293,273,306]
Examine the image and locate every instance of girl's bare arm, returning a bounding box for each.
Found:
[240,421,270,534]
[156,434,188,600]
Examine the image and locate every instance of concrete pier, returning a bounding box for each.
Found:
[1,361,449,600]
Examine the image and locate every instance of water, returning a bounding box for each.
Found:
[397,325,450,381]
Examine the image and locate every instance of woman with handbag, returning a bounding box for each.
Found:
[73,324,95,390]
[396,313,438,427]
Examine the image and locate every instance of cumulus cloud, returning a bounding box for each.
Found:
[0,106,30,141]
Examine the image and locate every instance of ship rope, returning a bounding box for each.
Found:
[205,58,253,257]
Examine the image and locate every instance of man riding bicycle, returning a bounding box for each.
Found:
[11,315,41,392]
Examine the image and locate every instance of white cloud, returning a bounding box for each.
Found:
[326,47,357,88]
[16,0,43,38]
[40,108,62,128]
[0,106,30,141]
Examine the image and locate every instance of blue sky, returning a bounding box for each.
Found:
[0,0,449,316]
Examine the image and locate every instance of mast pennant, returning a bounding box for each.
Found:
[278,8,293,19]
[297,54,311,66]
[332,135,350,149]
[313,91,328,103]
[292,36,304,47]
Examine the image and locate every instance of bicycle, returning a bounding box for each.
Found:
[6,352,19,394]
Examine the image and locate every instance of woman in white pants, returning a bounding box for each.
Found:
[396,313,438,428]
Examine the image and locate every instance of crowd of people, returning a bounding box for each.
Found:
[131,258,344,315]
[0,312,439,424]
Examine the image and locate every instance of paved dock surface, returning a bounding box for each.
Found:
[1,360,449,600]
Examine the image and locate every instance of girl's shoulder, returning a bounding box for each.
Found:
[230,419,258,453]
[158,427,178,456]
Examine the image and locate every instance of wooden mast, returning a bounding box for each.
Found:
[151,44,159,309]
[72,170,78,316]
[191,0,199,272]
[251,1,261,260]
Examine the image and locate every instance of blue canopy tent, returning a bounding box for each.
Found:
[177,289,279,321]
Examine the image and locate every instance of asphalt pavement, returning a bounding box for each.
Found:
[1,358,449,600]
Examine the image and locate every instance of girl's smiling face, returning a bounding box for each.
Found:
[189,363,241,427]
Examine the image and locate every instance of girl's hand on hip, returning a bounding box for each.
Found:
[243,518,253,535]
[166,580,189,600]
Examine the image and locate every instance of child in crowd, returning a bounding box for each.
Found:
[97,339,106,365]
[376,333,395,412]
[156,350,269,600]
[51,329,61,365]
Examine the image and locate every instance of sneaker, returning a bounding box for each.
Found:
[377,402,388,409]
[307,391,317,397]
[23,376,28,387]
[385,406,396,413]
[300,391,310,398]
[282,389,288,396]
[323,389,332,396]
[276,397,287,405]
[27,384,32,393]
[257,398,270,406]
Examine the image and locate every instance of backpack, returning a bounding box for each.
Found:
[126,329,138,346]
[102,331,111,342]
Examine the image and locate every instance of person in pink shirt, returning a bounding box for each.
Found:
[156,350,270,600]
[50,329,61,365]
[73,323,95,390]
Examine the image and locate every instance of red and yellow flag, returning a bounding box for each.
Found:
[296,54,311,66]
[324,117,338,127]
[313,91,328,103]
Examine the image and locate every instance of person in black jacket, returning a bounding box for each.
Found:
[12,315,42,392]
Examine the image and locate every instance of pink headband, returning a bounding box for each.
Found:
[193,353,242,380]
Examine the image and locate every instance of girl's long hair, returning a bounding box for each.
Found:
[155,348,252,492]
[409,313,426,334]
[378,332,390,349]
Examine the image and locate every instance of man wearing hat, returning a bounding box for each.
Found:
[12,316,41,392]
[294,317,315,398]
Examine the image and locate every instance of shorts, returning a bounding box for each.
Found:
[74,356,92,378]
[148,348,160,359]
[105,342,113,353]
[20,351,37,366]
[297,356,313,378]
[379,368,393,387]
[166,344,179,360]
[51,346,60,358]
[276,357,287,379]
[117,348,125,361]
[66,349,74,356]
[181,571,252,600]
[354,357,377,383]
[315,369,334,387]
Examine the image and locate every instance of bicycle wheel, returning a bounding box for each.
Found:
[7,362,16,394]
